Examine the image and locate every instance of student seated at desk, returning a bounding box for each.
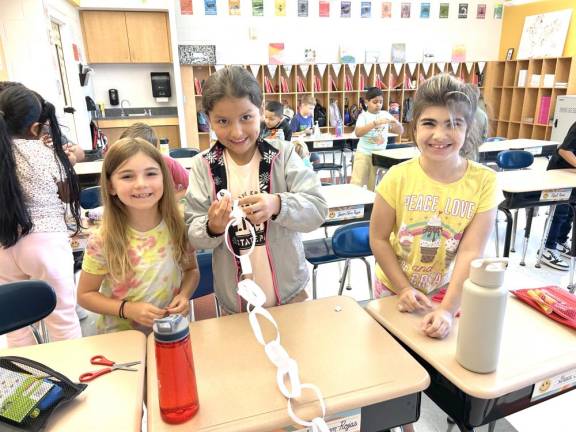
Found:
[260,100,292,142]
[290,94,320,166]
[540,120,576,271]
[370,74,498,340]
[78,138,199,334]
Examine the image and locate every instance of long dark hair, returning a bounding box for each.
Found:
[0,84,81,247]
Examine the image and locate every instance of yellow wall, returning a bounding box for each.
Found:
[499,0,576,59]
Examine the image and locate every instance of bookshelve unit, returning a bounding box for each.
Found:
[483,57,576,140]
[184,62,488,150]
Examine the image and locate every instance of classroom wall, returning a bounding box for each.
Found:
[499,0,576,60]
[175,0,504,64]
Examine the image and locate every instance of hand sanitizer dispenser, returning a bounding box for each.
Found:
[151,72,171,103]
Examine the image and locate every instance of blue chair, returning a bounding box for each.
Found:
[189,251,220,320]
[304,237,343,299]
[169,148,199,159]
[0,280,57,343]
[485,136,506,142]
[80,186,102,209]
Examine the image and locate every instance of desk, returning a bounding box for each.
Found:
[366,294,576,432]
[0,331,146,432]
[321,184,375,227]
[74,157,196,176]
[146,296,429,432]
[298,132,398,151]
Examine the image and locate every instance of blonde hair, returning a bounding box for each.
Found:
[119,122,159,147]
[99,137,188,281]
[293,140,309,159]
[300,94,315,106]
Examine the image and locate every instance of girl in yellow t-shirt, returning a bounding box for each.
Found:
[78,138,199,334]
[370,74,498,340]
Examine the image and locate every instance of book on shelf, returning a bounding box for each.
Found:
[329,75,338,91]
[194,78,202,95]
[264,76,274,93]
[296,76,306,92]
[314,76,322,92]
[344,75,353,91]
[542,74,555,87]
[359,75,365,91]
[517,69,527,87]
[537,96,551,125]
[280,76,289,92]
[530,74,541,87]
[555,82,568,88]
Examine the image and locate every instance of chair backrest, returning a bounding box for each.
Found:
[332,221,371,258]
[496,150,534,170]
[0,281,56,335]
[485,136,506,142]
[169,148,199,159]
[192,251,214,299]
[80,186,102,209]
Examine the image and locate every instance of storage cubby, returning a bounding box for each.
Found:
[503,61,517,87]
[532,125,547,140]
[519,123,533,139]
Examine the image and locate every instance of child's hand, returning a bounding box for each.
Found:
[239,193,281,225]
[166,294,190,316]
[207,195,232,235]
[124,302,167,328]
[421,309,453,339]
[397,286,433,313]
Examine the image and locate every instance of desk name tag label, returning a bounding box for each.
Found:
[531,367,576,402]
[314,141,333,149]
[525,146,542,156]
[540,188,572,202]
[289,410,361,432]
[327,205,364,222]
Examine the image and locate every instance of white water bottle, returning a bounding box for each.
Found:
[313,121,320,136]
[456,258,508,373]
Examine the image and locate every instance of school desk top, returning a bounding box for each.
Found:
[497,168,576,194]
[366,290,576,400]
[0,330,146,432]
[74,157,195,176]
[296,132,398,143]
[145,296,430,432]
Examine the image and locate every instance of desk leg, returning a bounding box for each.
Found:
[569,204,576,293]
[535,205,556,269]
[520,207,535,266]
[500,208,513,258]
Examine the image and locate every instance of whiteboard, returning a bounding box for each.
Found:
[517,9,572,59]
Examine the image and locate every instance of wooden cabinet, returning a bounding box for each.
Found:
[98,117,180,149]
[185,62,488,150]
[484,57,576,140]
[81,11,171,64]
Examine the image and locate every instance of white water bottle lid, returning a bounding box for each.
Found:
[469,258,508,288]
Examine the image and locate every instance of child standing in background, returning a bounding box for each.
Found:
[261,100,292,142]
[0,83,82,347]
[352,87,404,190]
[370,74,498,340]
[185,66,327,314]
[120,122,189,200]
[78,138,199,333]
[290,94,315,136]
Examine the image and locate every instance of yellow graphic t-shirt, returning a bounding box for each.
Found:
[83,220,185,334]
[375,158,498,295]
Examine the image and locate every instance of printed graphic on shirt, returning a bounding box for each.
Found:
[368,124,388,145]
[231,191,266,251]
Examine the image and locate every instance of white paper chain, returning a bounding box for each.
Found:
[217,190,329,431]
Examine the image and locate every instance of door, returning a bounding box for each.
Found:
[551,96,576,143]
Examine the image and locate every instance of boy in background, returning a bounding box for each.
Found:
[261,100,292,142]
[290,94,315,136]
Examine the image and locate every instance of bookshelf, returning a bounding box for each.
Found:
[483,57,576,140]
[183,62,488,150]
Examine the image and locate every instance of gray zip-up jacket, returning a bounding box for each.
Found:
[184,139,327,313]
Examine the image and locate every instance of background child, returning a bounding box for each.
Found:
[184,66,327,314]
[369,74,498,340]
[77,138,199,333]
[290,94,315,136]
[261,100,292,142]
[293,140,312,168]
[0,83,82,347]
[120,122,189,200]
[352,87,404,190]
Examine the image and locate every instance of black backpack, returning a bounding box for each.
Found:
[314,102,327,127]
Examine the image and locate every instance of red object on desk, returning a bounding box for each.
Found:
[512,286,576,329]
[430,287,461,317]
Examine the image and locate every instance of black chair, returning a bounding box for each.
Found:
[189,251,220,320]
[169,148,199,159]
[80,186,102,209]
[0,280,57,343]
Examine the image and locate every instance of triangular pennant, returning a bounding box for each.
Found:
[393,63,402,75]
[332,64,342,76]
[380,63,388,73]
[300,64,309,76]
[451,62,459,74]
[283,64,292,74]
[437,62,446,72]
[215,64,225,71]
[349,64,357,75]
[477,62,486,74]
[268,64,277,76]
[422,63,431,74]
[249,64,260,77]
[317,64,327,77]
[408,63,417,75]
[465,62,473,73]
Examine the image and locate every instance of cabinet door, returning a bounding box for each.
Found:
[125,12,171,63]
[81,11,131,63]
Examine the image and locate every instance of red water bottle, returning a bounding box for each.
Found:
[153,315,199,424]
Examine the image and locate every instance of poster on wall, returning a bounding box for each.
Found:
[391,43,406,63]
[494,3,503,19]
[275,0,286,16]
[204,0,217,15]
[229,0,241,15]
[382,2,392,18]
[420,3,430,19]
[179,45,216,65]
[341,1,351,18]
[319,0,330,17]
[451,44,466,62]
[180,0,193,15]
[401,3,411,19]
[252,0,263,16]
[298,0,308,17]
[269,43,285,64]
[361,2,371,18]
[517,9,572,59]
[477,4,486,19]
[458,3,468,19]
[439,3,449,18]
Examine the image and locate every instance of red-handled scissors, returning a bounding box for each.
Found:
[79,355,141,383]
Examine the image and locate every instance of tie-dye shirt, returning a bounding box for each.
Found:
[82,220,184,334]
